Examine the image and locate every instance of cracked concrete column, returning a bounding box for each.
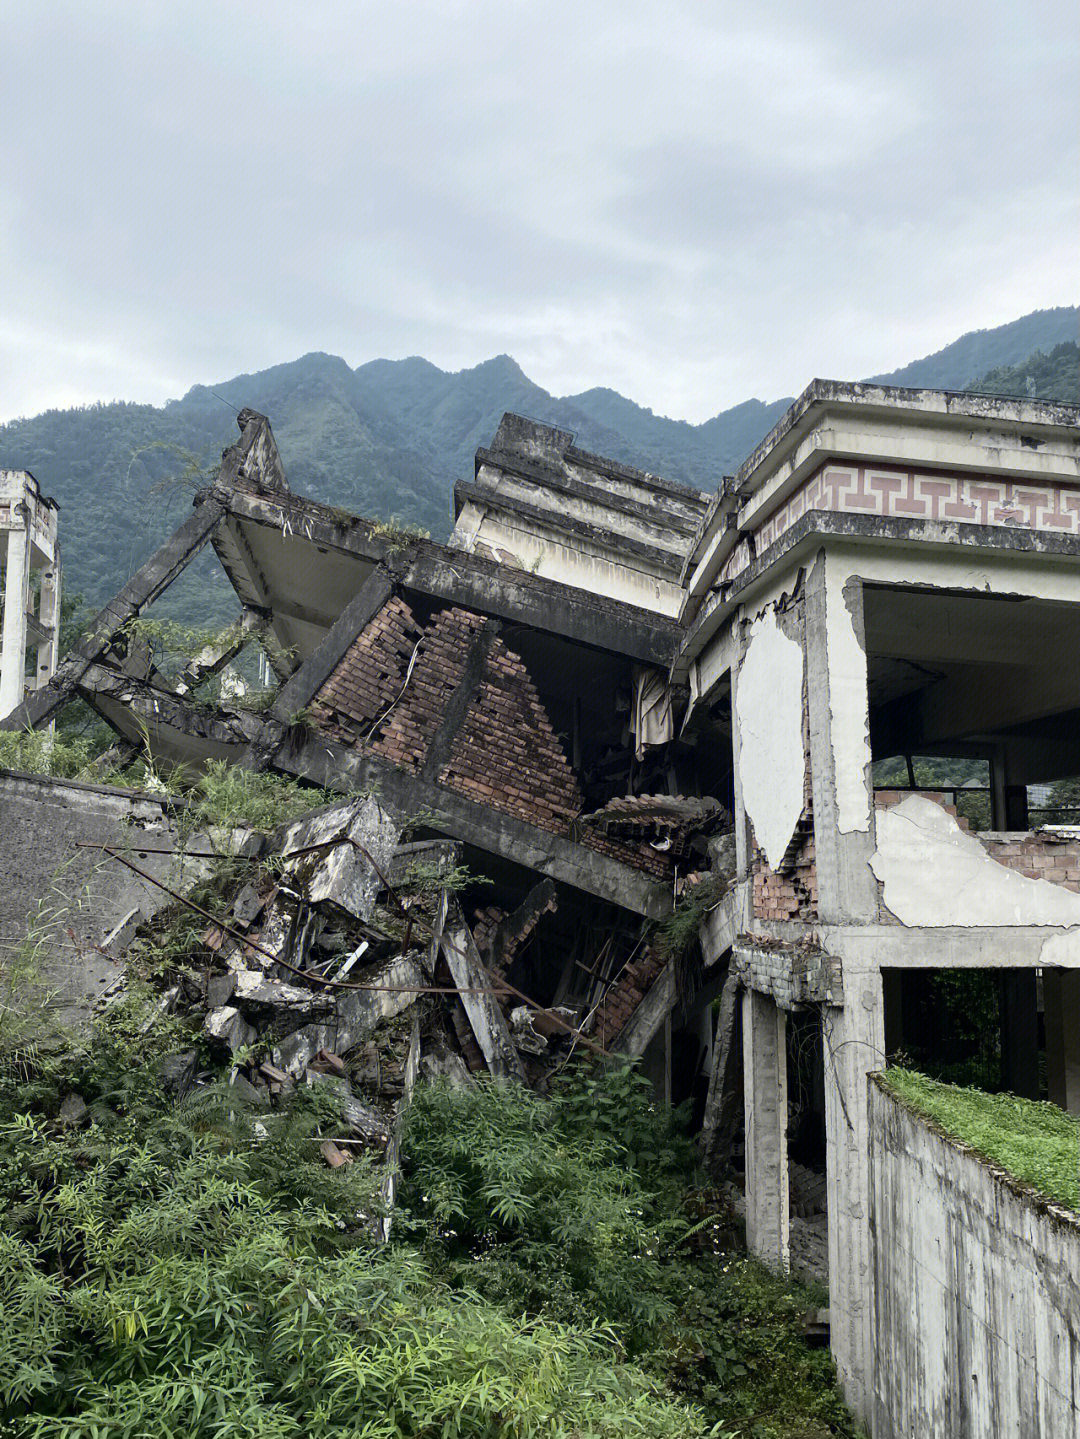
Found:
[743,987,789,1271]
[822,962,885,1427]
[34,563,61,696]
[804,551,878,923]
[1,522,31,717]
[1044,969,1080,1113]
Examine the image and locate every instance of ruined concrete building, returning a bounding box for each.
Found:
[0,468,61,716]
[3,381,1080,1437]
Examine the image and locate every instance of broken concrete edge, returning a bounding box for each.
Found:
[75,660,279,750]
[441,900,528,1083]
[732,938,844,1009]
[213,479,683,666]
[221,410,290,494]
[273,732,672,920]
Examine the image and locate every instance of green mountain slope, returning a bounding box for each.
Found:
[965,341,1079,404]
[866,306,1077,390]
[0,308,1075,618]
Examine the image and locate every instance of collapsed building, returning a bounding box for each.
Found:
[3,382,1080,1437]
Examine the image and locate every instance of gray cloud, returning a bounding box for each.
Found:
[1,0,1076,424]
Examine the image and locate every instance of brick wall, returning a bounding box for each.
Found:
[751,692,817,922]
[311,596,671,878]
[980,834,1080,890]
[592,946,668,1044]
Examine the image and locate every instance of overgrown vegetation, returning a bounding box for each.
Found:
[0,967,857,1439]
[882,1068,1080,1210]
[655,873,728,960]
[0,732,338,840]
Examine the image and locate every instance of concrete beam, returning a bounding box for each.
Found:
[1,499,225,731]
[615,962,675,1058]
[701,968,741,1170]
[272,733,671,919]
[455,479,686,575]
[1044,969,1080,1113]
[216,483,681,665]
[804,552,879,923]
[267,567,394,726]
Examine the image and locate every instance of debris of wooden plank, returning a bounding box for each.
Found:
[440,899,527,1082]
[319,1139,352,1168]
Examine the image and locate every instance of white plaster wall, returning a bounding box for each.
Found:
[869,1082,1080,1439]
[824,550,871,836]
[872,796,1080,927]
[464,512,686,617]
[735,610,805,870]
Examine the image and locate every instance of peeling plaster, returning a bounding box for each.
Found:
[735,609,805,870]
[825,553,871,835]
[872,797,1080,928]
[1039,930,1080,966]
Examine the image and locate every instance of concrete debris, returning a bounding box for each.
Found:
[206,972,237,1008]
[58,1093,89,1128]
[226,1071,271,1111]
[509,1006,548,1054]
[341,1093,392,1147]
[204,1005,257,1055]
[420,1046,475,1089]
[275,796,400,922]
[232,968,335,1014]
[157,1050,199,1100]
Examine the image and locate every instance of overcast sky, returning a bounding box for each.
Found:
[1,0,1076,425]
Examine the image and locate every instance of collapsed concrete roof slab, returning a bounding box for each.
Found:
[211,479,682,669]
[74,661,274,769]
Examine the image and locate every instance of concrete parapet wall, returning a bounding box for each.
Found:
[868,1078,1080,1438]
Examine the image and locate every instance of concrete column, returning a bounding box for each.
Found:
[804,552,879,924]
[743,988,789,1270]
[0,525,31,718]
[35,564,61,692]
[823,962,885,1428]
[1044,969,1080,1113]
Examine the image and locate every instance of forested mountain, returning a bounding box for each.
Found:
[965,341,1079,405]
[867,307,1077,389]
[0,307,1075,616]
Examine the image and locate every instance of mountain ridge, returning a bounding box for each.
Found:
[1,307,1075,620]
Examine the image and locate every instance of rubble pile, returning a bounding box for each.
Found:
[114,795,622,1208]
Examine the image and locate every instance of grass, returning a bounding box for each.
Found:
[881,1068,1080,1210]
